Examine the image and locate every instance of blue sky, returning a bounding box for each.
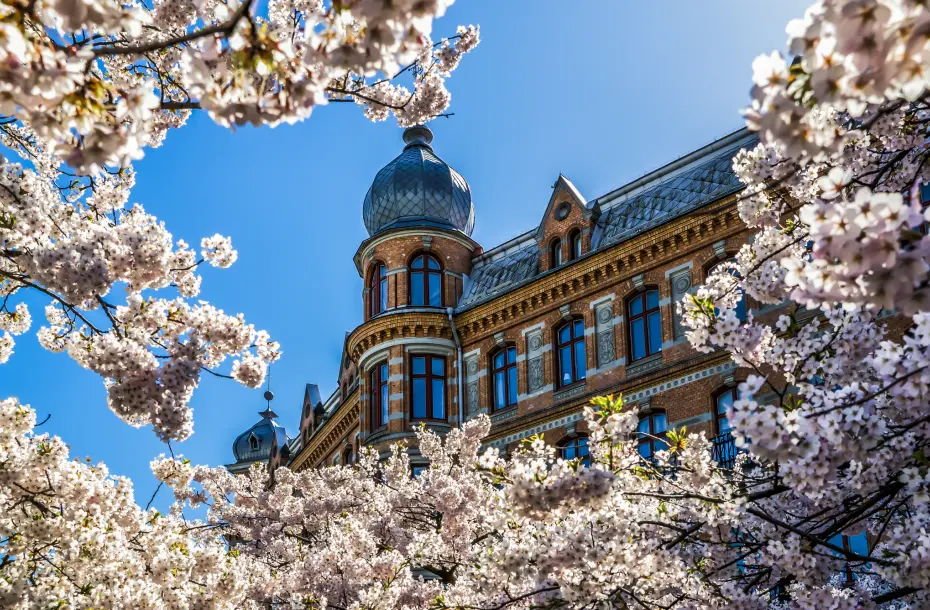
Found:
[0,1,811,511]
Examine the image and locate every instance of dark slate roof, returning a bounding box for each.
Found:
[363,126,475,237]
[458,131,756,310]
[591,140,750,249]
[460,237,538,306]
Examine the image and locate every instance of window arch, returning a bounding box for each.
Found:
[708,260,747,322]
[628,288,662,362]
[369,263,387,317]
[714,386,735,436]
[636,411,667,459]
[409,253,442,307]
[556,318,586,388]
[558,436,590,467]
[369,361,389,431]
[550,238,563,268]
[248,433,259,452]
[569,229,583,261]
[491,345,518,411]
[410,354,446,420]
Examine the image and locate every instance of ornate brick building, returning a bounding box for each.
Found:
[231,124,760,473]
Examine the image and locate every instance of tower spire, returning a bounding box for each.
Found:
[259,365,278,419]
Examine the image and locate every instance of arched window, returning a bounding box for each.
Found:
[714,387,735,436]
[369,362,389,431]
[708,261,747,322]
[343,446,353,466]
[491,345,518,410]
[410,355,446,420]
[636,411,667,459]
[369,263,387,317]
[556,319,586,388]
[409,254,442,307]
[550,238,563,268]
[248,433,259,452]
[569,229,582,261]
[558,436,590,467]
[628,288,662,362]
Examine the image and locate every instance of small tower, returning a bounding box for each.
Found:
[226,384,290,475]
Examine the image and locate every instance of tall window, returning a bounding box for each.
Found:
[709,261,747,322]
[556,319,586,387]
[628,288,662,362]
[558,436,590,467]
[636,411,667,459]
[491,345,518,410]
[369,263,387,317]
[569,229,582,260]
[550,238,563,268]
[369,362,389,430]
[410,355,446,420]
[410,254,442,307]
[715,387,735,435]
[343,446,353,465]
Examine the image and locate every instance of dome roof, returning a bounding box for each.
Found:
[363,125,475,237]
[231,407,289,464]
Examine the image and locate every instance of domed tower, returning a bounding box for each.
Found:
[226,395,290,475]
[350,125,481,465]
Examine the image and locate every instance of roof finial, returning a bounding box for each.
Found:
[402,124,433,150]
[260,365,278,419]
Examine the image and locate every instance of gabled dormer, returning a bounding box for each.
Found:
[536,174,599,273]
[337,332,358,401]
[299,383,323,445]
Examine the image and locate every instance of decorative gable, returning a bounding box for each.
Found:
[536,175,597,272]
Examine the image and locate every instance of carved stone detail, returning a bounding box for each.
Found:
[466,381,479,414]
[596,304,613,324]
[670,269,692,340]
[466,358,478,375]
[529,335,543,351]
[596,330,615,367]
[528,356,544,393]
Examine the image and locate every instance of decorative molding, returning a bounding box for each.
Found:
[466,381,479,414]
[627,353,664,377]
[596,330,615,367]
[529,334,543,351]
[527,356,544,393]
[559,304,572,320]
[490,412,585,449]
[422,236,433,250]
[493,331,506,346]
[553,382,587,403]
[491,408,518,424]
[669,267,692,340]
[713,239,728,259]
[625,361,737,404]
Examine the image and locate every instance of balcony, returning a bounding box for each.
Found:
[711,432,742,469]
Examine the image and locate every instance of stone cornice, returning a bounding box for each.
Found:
[289,397,360,471]
[346,310,453,364]
[453,197,743,343]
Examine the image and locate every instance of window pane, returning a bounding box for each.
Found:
[735,292,747,321]
[631,318,646,361]
[653,413,667,433]
[431,357,444,376]
[428,272,441,306]
[494,371,505,409]
[381,384,389,424]
[380,278,388,311]
[646,289,659,310]
[717,390,733,414]
[574,340,586,381]
[848,532,869,556]
[427,256,440,270]
[507,367,518,405]
[637,442,652,458]
[412,256,423,269]
[573,235,582,258]
[647,311,662,355]
[412,357,425,375]
[718,416,730,433]
[562,443,576,460]
[412,379,427,418]
[379,265,386,278]
[630,295,643,316]
[559,325,570,344]
[494,351,505,369]
[380,363,388,378]
[507,347,516,364]
[560,345,574,385]
[432,379,445,419]
[578,437,589,457]
[637,419,649,434]
[555,246,563,265]
[412,465,426,478]
[411,272,424,306]
[573,319,584,337]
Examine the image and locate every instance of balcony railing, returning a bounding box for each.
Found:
[712,432,741,469]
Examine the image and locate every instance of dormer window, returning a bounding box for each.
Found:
[248,433,259,452]
[550,238,563,268]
